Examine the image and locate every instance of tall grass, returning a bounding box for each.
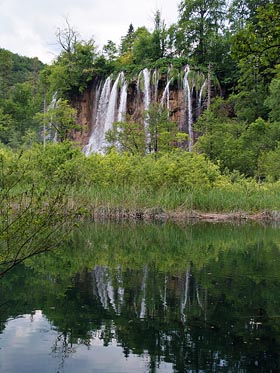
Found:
[71,182,280,215]
[3,143,280,217]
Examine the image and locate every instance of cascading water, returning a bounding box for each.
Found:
[84,72,127,155]
[184,65,193,152]
[45,92,59,143]
[142,68,151,112]
[117,72,127,122]
[92,81,102,127]
[83,67,211,155]
[104,73,122,135]
[198,79,207,115]
[152,69,159,102]
[84,76,111,155]
[138,68,151,149]
[160,79,171,111]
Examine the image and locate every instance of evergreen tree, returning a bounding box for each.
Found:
[120,24,135,55]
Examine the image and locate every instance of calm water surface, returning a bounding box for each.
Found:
[0,222,280,372]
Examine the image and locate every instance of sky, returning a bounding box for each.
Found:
[0,0,179,64]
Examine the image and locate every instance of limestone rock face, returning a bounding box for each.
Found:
[71,80,95,146]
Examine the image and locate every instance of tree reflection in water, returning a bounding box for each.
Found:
[0,222,280,372]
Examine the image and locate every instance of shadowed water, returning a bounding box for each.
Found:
[0,222,280,372]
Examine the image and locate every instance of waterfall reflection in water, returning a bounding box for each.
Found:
[0,222,280,372]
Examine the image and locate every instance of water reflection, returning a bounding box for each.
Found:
[0,222,280,372]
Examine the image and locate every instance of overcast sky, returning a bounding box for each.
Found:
[0,0,179,64]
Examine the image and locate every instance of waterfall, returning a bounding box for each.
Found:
[184,65,193,152]
[138,68,151,149]
[198,79,207,115]
[45,92,58,143]
[152,69,159,102]
[82,66,211,155]
[160,79,171,111]
[141,68,151,136]
[84,72,124,155]
[104,73,122,134]
[83,76,111,155]
[142,68,151,113]
[92,81,102,127]
[117,72,127,122]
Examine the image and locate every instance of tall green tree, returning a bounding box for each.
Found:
[0,49,12,101]
[35,99,78,143]
[102,40,118,62]
[228,0,272,31]
[119,24,135,55]
[150,11,168,60]
[231,3,280,121]
[177,0,226,65]
[48,20,97,99]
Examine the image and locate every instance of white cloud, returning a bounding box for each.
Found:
[0,0,179,63]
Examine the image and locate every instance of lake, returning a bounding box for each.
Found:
[0,221,280,372]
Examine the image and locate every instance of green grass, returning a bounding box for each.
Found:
[69,182,280,215]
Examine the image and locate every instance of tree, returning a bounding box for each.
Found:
[0,81,44,147]
[0,49,12,101]
[119,24,135,55]
[132,27,154,65]
[145,104,187,154]
[48,20,97,99]
[195,99,280,176]
[0,150,77,277]
[0,108,14,145]
[35,99,78,143]
[105,105,187,155]
[102,40,118,62]
[177,0,226,65]
[150,11,168,60]
[228,0,272,32]
[105,121,146,155]
[56,18,79,55]
[231,3,280,73]
[230,3,280,121]
[265,75,280,122]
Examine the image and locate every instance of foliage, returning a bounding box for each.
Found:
[259,144,280,181]
[0,48,44,99]
[105,121,146,155]
[48,39,97,99]
[177,0,227,65]
[0,149,78,276]
[195,99,280,177]
[265,75,280,122]
[106,104,187,155]
[1,2,280,205]
[34,99,78,142]
[230,3,280,120]
[0,49,45,147]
